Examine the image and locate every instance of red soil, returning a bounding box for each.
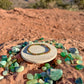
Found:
[0,8,84,84]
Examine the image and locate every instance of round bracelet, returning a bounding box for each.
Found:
[27,44,51,55]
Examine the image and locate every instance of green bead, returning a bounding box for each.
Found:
[1,55,7,61]
[65,58,70,62]
[44,83,49,84]
[27,73,33,80]
[76,60,83,64]
[42,66,47,71]
[60,52,66,57]
[57,59,62,64]
[45,63,51,69]
[39,38,44,40]
[34,73,41,79]
[75,65,84,70]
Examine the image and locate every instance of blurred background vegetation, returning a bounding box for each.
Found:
[0,0,84,11]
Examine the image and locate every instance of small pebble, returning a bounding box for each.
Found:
[2,71,8,76]
[16,66,24,72]
[0,76,4,80]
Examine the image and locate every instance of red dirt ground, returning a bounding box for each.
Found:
[0,8,84,84]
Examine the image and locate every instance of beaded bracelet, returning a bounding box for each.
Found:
[27,44,51,55]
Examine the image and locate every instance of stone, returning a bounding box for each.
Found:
[60,52,66,57]
[44,83,49,84]
[16,66,24,72]
[7,56,12,62]
[75,65,84,70]
[45,63,51,69]
[48,80,53,84]
[0,76,4,80]
[40,72,47,78]
[27,73,33,80]
[39,38,44,40]
[8,50,12,55]
[67,53,74,60]
[42,66,47,71]
[0,61,6,66]
[65,61,71,64]
[69,48,79,54]
[21,42,57,63]
[9,65,15,72]
[28,41,33,45]
[71,54,82,60]
[44,77,49,82]
[2,71,8,76]
[55,43,64,49]
[75,77,83,84]
[65,58,70,62]
[57,59,62,64]
[14,62,19,67]
[1,55,7,61]
[39,79,44,83]
[76,60,83,64]
[12,47,20,53]
[69,48,76,54]
[34,73,41,79]
[47,69,63,81]
[26,79,38,84]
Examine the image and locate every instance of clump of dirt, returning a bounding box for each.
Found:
[0,8,84,84]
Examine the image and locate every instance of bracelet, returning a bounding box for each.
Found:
[27,44,51,55]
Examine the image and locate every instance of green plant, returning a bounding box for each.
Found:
[0,0,12,10]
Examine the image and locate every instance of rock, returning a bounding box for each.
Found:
[47,69,63,81]
[27,73,33,80]
[14,62,19,67]
[42,66,47,71]
[69,48,79,54]
[57,59,62,64]
[1,55,7,61]
[12,47,20,53]
[26,79,38,84]
[34,73,41,79]
[45,63,51,69]
[65,61,71,64]
[40,72,47,78]
[16,66,24,72]
[2,71,8,76]
[55,43,64,49]
[60,52,66,57]
[0,61,6,66]
[76,60,83,64]
[65,58,70,62]
[48,80,53,84]
[39,79,44,83]
[75,77,83,84]
[7,56,12,62]
[0,76,4,80]
[75,65,84,70]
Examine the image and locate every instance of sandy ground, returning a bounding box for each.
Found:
[0,8,84,84]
